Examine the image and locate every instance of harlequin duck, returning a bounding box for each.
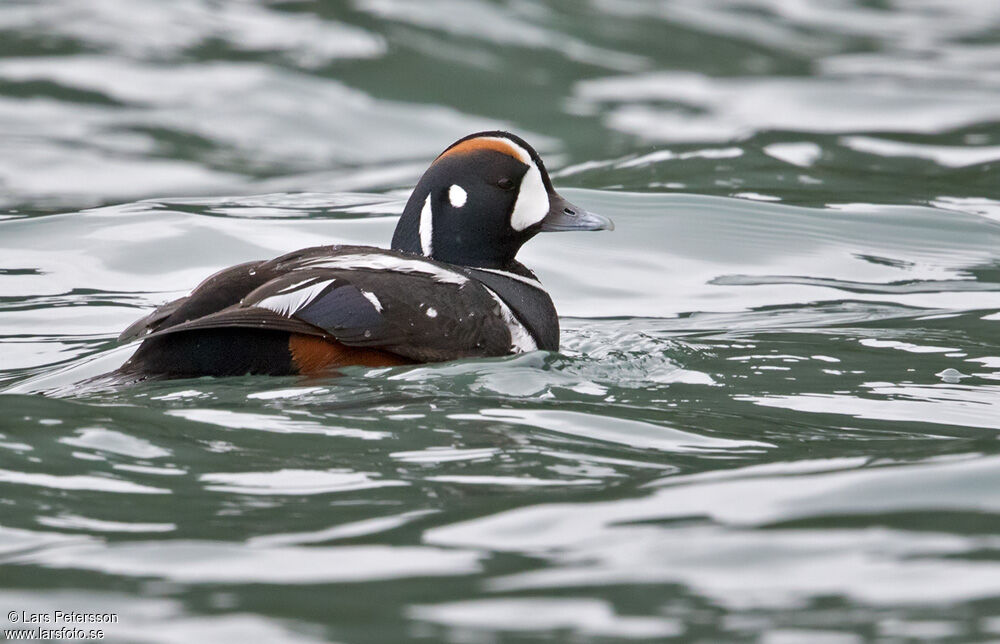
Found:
[117,131,613,378]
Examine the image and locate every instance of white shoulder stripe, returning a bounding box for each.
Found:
[300,254,469,285]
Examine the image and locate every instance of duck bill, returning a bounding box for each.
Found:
[540,193,614,232]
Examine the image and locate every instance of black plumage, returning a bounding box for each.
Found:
[118,131,612,378]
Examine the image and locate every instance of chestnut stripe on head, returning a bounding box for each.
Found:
[434,136,529,165]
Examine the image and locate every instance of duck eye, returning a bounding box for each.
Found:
[497,177,514,190]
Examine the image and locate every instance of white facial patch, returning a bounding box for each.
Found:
[510,162,549,231]
[440,133,550,232]
[448,184,467,208]
[419,193,433,256]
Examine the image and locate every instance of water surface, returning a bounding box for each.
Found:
[3,1,1000,642]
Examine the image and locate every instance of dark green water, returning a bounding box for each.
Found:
[3,1,1000,642]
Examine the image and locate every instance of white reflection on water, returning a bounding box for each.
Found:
[741,383,1000,430]
[573,72,1000,142]
[166,408,390,440]
[0,469,169,494]
[60,427,172,459]
[1,0,1000,639]
[426,454,1000,607]
[0,0,385,62]
[0,57,500,208]
[410,597,684,639]
[843,136,1000,168]
[454,408,769,452]
[357,0,647,70]
[35,514,176,534]
[250,510,437,547]
[200,469,407,495]
[0,589,330,644]
[9,537,482,583]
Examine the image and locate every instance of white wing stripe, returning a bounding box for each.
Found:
[360,290,383,312]
[275,278,315,294]
[256,279,335,317]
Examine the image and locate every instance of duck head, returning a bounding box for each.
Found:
[391,131,613,269]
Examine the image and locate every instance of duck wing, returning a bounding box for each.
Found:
[118,260,274,341]
[134,247,524,362]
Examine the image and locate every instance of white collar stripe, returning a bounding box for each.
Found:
[481,284,538,353]
[419,194,433,256]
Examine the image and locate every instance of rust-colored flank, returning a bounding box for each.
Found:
[288,334,411,375]
[434,137,524,165]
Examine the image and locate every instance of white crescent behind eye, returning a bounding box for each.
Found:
[510,162,548,231]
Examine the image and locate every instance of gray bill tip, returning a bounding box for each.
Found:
[540,194,614,232]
